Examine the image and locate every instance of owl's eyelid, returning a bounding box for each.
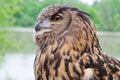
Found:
[57,13,63,17]
[51,13,63,19]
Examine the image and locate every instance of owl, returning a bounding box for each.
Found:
[34,4,120,80]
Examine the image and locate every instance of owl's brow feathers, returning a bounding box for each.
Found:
[58,6,91,17]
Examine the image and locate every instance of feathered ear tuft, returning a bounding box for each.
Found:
[77,10,92,17]
[70,7,92,17]
[57,5,92,18]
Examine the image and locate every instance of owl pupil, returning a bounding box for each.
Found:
[55,15,60,20]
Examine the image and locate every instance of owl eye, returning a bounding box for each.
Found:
[51,14,62,22]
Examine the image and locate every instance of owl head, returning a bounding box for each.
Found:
[34,4,92,36]
[34,4,99,50]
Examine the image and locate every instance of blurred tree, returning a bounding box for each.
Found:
[0,0,23,26]
[0,29,19,64]
[93,0,120,31]
[0,0,120,31]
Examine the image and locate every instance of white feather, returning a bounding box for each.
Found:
[82,68,94,80]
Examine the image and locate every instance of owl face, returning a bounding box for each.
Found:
[34,5,74,35]
[34,4,90,37]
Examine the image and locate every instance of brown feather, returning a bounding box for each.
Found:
[34,4,120,80]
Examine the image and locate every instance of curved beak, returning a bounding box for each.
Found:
[34,20,52,32]
[34,20,41,32]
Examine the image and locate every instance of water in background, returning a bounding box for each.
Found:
[0,54,35,80]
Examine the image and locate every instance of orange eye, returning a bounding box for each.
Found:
[51,14,62,22]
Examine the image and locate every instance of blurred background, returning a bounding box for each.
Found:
[0,0,120,80]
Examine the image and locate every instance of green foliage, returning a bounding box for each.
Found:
[0,0,120,31]
[0,29,20,64]
[0,0,22,26]
[93,0,120,31]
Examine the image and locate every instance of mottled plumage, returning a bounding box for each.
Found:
[34,4,120,80]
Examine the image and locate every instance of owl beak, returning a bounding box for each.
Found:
[34,20,41,32]
[34,20,52,32]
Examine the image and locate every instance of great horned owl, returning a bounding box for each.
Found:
[34,4,120,80]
